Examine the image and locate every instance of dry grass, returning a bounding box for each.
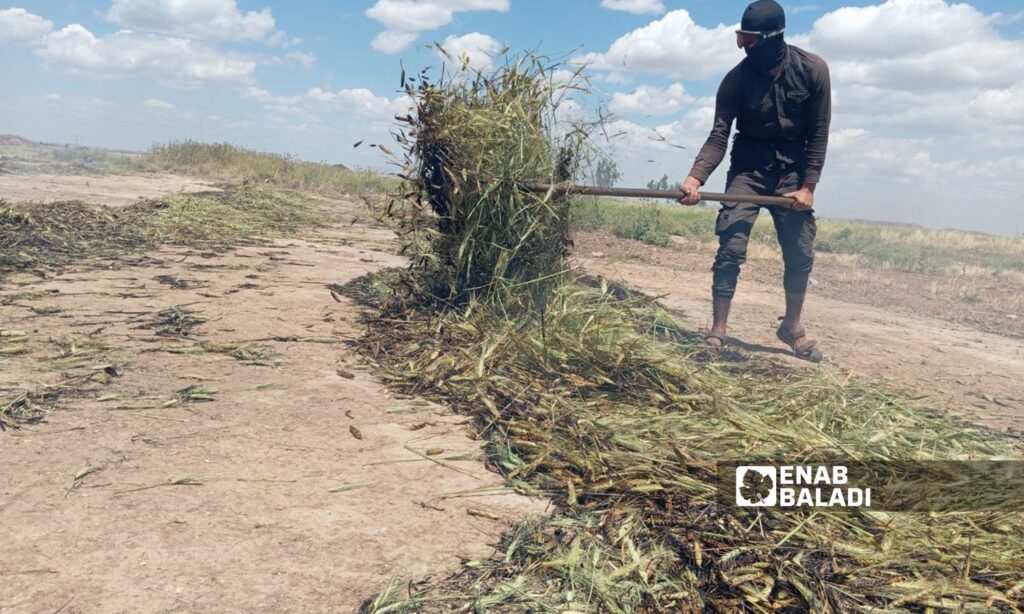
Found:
[351,271,1024,613]
[389,54,584,304]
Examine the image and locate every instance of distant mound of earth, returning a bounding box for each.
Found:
[0,134,34,146]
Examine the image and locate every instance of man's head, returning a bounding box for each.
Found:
[736,0,787,71]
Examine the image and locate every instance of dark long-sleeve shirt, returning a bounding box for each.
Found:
[688,45,831,185]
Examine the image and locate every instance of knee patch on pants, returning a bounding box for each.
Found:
[712,204,757,299]
[775,208,816,289]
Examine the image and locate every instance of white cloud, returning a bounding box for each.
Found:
[306,87,412,117]
[806,0,991,59]
[551,69,581,84]
[0,8,53,45]
[437,32,500,72]
[285,50,316,70]
[599,0,666,16]
[144,98,176,110]
[38,24,257,85]
[819,132,1024,231]
[576,10,738,80]
[366,0,455,32]
[244,86,412,122]
[371,30,418,54]
[43,93,61,101]
[608,83,693,116]
[783,0,1024,207]
[106,0,278,43]
[801,0,1024,92]
[829,127,866,149]
[365,0,509,53]
[589,94,718,188]
[969,83,1024,124]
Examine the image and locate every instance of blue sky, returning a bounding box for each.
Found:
[2,0,1023,235]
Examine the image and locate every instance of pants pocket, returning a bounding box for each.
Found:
[715,208,733,236]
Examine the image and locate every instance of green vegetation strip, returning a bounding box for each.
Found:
[571,197,1024,275]
[351,55,1024,612]
[1,137,399,195]
[146,141,399,195]
[0,185,316,278]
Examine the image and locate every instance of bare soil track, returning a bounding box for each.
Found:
[0,172,217,207]
[1,174,546,613]
[1,173,1022,612]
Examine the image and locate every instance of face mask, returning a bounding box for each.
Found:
[744,34,786,72]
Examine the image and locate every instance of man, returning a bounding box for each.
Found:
[678,0,830,362]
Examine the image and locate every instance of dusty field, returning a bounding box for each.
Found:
[2,173,1023,612]
[0,172,217,208]
[0,179,547,613]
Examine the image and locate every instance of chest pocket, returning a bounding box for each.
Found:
[783,89,810,117]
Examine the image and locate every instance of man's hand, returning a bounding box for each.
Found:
[678,176,703,206]
[782,186,815,211]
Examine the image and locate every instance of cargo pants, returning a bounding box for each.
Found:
[711,168,816,299]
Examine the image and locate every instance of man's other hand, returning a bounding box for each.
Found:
[783,186,814,211]
[678,176,703,206]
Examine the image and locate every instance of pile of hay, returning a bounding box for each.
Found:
[353,55,1024,612]
[391,55,586,305]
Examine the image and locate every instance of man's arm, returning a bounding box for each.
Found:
[803,58,831,185]
[679,73,738,204]
[783,57,830,211]
[689,73,739,184]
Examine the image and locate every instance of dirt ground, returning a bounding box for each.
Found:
[0,176,548,613]
[2,173,1023,612]
[0,172,217,207]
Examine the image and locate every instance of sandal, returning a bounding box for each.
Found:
[776,319,823,363]
[701,331,728,348]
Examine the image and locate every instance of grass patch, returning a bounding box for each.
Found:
[571,197,1024,275]
[0,138,143,175]
[1,137,397,195]
[144,140,399,195]
[0,185,317,278]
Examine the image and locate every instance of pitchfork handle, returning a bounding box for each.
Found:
[520,182,796,208]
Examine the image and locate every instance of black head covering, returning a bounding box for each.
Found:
[740,0,787,73]
[741,0,785,32]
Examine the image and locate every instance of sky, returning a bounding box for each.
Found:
[1,0,1023,236]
